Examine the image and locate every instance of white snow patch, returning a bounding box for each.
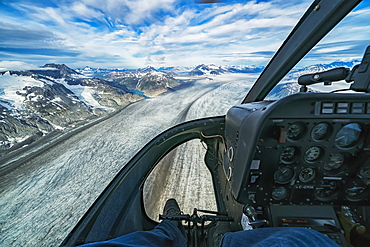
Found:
[70,73,86,79]
[57,79,111,109]
[207,64,220,70]
[0,72,44,109]
[80,87,101,108]
[7,135,30,147]
[51,97,63,103]
[147,71,166,78]
[50,122,65,130]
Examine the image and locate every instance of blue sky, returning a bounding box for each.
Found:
[0,0,369,70]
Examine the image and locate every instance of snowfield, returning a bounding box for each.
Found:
[0,74,259,246]
[0,72,44,110]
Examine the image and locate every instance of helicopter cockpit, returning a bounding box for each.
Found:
[61,1,370,247]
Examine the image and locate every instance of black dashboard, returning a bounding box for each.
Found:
[224,93,370,207]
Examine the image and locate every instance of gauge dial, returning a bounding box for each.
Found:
[359,161,370,179]
[304,146,323,162]
[324,153,345,171]
[274,166,295,184]
[335,123,363,148]
[315,180,339,201]
[299,167,316,183]
[287,122,306,140]
[280,146,299,164]
[272,187,289,200]
[311,123,331,141]
[345,181,368,202]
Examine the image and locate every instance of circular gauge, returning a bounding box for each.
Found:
[324,153,345,171]
[345,181,368,202]
[315,180,339,201]
[299,167,316,183]
[304,146,323,162]
[359,161,370,179]
[274,166,295,184]
[287,122,306,140]
[272,187,289,200]
[311,123,331,141]
[335,123,363,148]
[280,146,299,164]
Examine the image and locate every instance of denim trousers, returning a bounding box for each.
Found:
[79,220,339,247]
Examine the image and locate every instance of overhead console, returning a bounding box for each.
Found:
[224,93,370,206]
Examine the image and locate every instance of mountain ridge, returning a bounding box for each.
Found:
[0,64,144,154]
[75,60,359,78]
[0,59,361,154]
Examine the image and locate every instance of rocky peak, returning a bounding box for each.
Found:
[138,66,157,73]
[188,64,226,76]
[34,63,81,78]
[137,71,180,97]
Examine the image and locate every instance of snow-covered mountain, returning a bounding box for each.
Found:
[0,64,143,154]
[76,65,156,79]
[137,71,180,97]
[188,64,227,76]
[77,64,264,78]
[187,64,264,76]
[287,60,360,79]
[281,60,360,88]
[77,61,358,80]
[93,66,182,96]
[76,65,182,97]
[137,66,157,73]
[266,60,361,100]
[75,66,128,78]
[157,66,195,76]
[223,65,265,74]
[0,63,185,153]
[77,65,194,78]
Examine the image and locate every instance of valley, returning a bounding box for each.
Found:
[0,74,256,246]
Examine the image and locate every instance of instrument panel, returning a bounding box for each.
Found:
[251,119,369,205]
[224,93,370,206]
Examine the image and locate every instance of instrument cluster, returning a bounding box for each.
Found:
[247,119,370,206]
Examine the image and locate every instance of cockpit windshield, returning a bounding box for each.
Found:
[266,2,369,100]
[0,1,369,246]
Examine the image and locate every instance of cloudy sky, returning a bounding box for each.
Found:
[0,0,369,70]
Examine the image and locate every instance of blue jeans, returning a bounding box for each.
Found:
[80,220,339,247]
[220,227,339,247]
[79,220,186,247]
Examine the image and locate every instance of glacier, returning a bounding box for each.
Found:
[0,74,259,246]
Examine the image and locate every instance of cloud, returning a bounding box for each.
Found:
[74,0,177,26]
[0,47,81,57]
[0,61,40,71]
[0,0,368,68]
[71,2,104,21]
[129,0,308,66]
[0,22,58,47]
